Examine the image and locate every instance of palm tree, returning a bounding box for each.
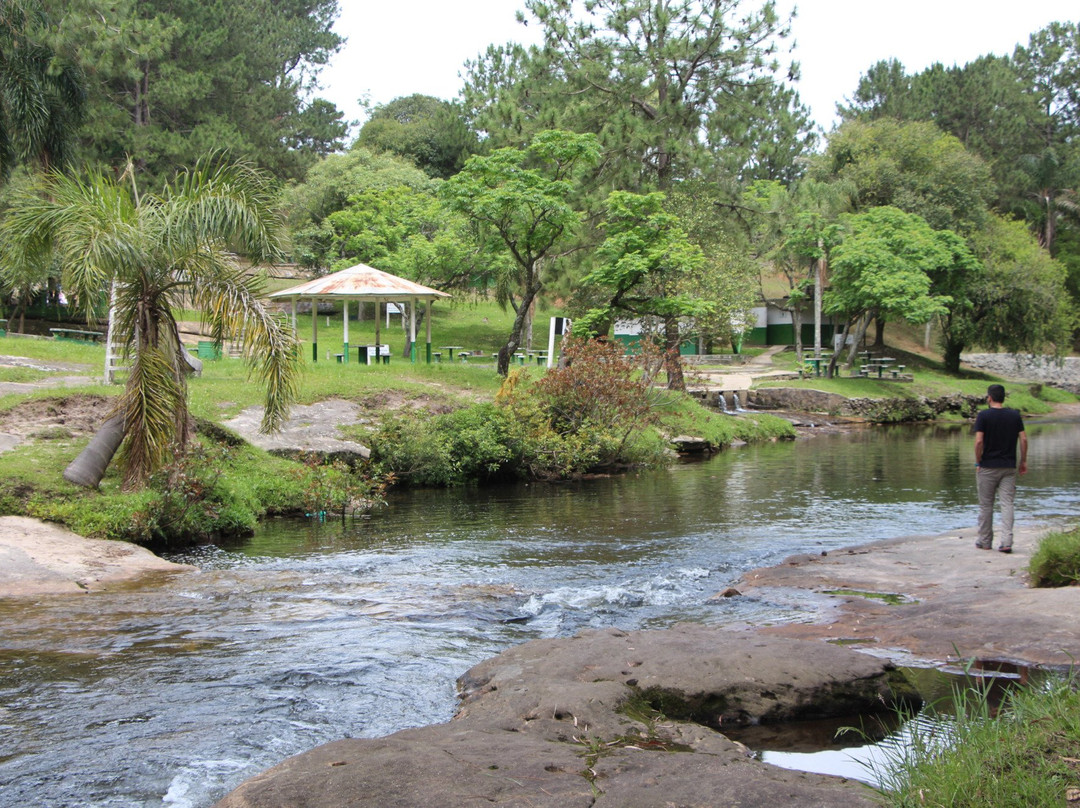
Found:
[1,155,301,489]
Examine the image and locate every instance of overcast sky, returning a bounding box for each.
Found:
[318,0,1078,134]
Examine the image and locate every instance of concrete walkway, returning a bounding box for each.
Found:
[687,344,796,395]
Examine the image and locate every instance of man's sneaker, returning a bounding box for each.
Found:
[998,546,1013,554]
[975,542,992,550]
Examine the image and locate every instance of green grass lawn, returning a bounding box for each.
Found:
[759,346,1076,415]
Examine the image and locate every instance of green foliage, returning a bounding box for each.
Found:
[0,0,85,179]
[826,207,964,331]
[1,154,301,487]
[356,94,481,179]
[290,454,386,518]
[370,403,514,487]
[874,676,1080,808]
[60,0,343,182]
[579,191,708,338]
[464,0,814,186]
[1029,526,1080,587]
[813,119,994,235]
[440,129,600,374]
[940,214,1074,371]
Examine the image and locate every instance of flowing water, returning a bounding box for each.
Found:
[2,420,1079,807]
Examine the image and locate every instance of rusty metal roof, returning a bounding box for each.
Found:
[269,263,451,301]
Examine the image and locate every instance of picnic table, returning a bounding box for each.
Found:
[859,357,897,379]
[49,328,106,343]
[440,345,465,361]
[803,352,833,377]
[359,344,391,365]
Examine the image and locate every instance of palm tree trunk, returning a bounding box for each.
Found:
[63,415,125,488]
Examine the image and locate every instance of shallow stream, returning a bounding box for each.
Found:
[2,419,1079,806]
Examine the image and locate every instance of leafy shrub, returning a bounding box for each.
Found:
[371,403,514,486]
[498,337,666,477]
[290,454,389,517]
[1029,526,1080,587]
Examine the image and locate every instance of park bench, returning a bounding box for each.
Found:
[49,328,105,343]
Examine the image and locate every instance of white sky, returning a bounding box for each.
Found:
[318,0,1078,134]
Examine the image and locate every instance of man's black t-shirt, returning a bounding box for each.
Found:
[974,407,1025,468]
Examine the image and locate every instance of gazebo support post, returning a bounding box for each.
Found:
[374,301,381,364]
[425,300,432,363]
[409,299,417,363]
[342,300,349,363]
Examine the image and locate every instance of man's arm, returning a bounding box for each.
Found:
[974,430,984,466]
[1018,431,1028,475]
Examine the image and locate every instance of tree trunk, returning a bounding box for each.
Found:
[814,247,825,356]
[873,317,886,348]
[63,414,125,488]
[845,312,873,367]
[663,317,685,391]
[792,308,803,363]
[826,320,850,378]
[942,338,964,374]
[498,280,540,376]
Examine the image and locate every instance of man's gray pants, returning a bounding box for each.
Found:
[976,467,1017,549]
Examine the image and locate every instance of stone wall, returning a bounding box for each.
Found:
[962,353,1080,392]
[749,388,983,422]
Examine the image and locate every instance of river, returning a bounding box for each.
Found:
[2,419,1079,807]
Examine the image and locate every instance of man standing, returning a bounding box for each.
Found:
[974,384,1027,553]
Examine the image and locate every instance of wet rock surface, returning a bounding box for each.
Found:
[740,526,1080,668]
[216,626,895,807]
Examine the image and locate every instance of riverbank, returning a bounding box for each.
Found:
[213,522,1079,807]
[0,515,195,595]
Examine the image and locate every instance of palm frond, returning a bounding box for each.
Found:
[118,341,186,489]
[189,261,301,433]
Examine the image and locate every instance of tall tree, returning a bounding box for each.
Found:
[357,94,481,179]
[1011,22,1080,254]
[745,178,849,361]
[936,214,1073,372]
[577,191,707,390]
[56,0,343,181]
[0,0,85,178]
[824,206,959,369]
[464,0,812,189]
[1,156,301,488]
[440,129,600,376]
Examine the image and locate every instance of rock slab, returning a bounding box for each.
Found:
[0,516,195,596]
[216,626,896,808]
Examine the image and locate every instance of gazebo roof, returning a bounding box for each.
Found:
[269,263,451,302]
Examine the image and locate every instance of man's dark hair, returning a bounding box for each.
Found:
[987,384,1006,403]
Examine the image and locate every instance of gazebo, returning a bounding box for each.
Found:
[269,263,451,363]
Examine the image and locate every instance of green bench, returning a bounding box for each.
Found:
[50,328,105,343]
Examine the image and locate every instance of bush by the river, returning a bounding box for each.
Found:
[3,433,384,548]
[371,339,794,486]
[1029,526,1080,587]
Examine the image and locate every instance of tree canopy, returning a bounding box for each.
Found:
[463,0,813,189]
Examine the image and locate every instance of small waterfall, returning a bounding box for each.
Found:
[733,392,745,412]
[717,393,728,413]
